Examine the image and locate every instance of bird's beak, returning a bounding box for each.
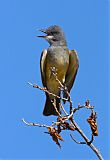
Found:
[37,29,54,40]
[37,29,47,38]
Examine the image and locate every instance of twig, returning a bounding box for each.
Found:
[66,109,74,120]
[51,99,61,117]
[52,121,61,127]
[70,134,94,145]
[28,82,68,102]
[51,71,73,114]
[60,104,68,116]
[71,120,103,160]
[73,104,94,114]
[22,118,49,128]
[87,134,94,145]
[70,134,86,144]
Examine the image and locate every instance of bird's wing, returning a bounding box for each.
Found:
[40,49,47,87]
[64,49,79,95]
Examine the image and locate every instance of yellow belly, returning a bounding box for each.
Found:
[46,63,68,99]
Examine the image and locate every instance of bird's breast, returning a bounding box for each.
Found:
[47,46,69,65]
[45,47,69,96]
[46,47,69,78]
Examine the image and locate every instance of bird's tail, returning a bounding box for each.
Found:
[43,95,60,116]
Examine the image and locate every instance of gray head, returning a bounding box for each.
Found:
[38,25,67,46]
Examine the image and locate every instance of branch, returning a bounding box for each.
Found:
[51,70,73,114]
[70,134,86,144]
[22,118,49,128]
[28,82,68,102]
[70,134,94,145]
[26,71,103,159]
[71,120,103,160]
[51,99,61,117]
[60,104,68,116]
[73,102,94,114]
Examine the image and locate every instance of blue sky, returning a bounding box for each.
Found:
[0,0,109,159]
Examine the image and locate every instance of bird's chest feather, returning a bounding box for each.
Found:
[47,46,69,66]
[45,47,69,93]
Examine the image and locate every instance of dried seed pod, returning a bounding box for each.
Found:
[87,110,98,136]
[48,127,64,148]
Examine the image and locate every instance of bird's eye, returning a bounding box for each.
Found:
[52,38,57,41]
[51,31,58,35]
[53,31,58,34]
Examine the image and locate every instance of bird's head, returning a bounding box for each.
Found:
[37,25,67,46]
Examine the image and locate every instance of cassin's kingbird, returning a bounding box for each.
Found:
[38,25,79,116]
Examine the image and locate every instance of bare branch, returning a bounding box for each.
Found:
[26,74,103,159]
[51,99,61,117]
[60,104,68,116]
[70,134,86,144]
[51,70,73,114]
[70,134,94,145]
[22,118,49,128]
[28,81,68,102]
[73,103,94,114]
[71,120,103,160]
[87,134,94,145]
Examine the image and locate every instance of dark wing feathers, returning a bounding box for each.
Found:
[64,50,79,99]
[40,49,60,116]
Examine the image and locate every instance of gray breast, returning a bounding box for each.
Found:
[47,46,69,66]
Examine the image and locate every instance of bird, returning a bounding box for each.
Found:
[38,25,79,116]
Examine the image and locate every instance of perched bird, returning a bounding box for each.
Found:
[38,25,79,116]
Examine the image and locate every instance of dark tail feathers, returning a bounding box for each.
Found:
[43,96,60,116]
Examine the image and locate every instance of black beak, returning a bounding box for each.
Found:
[37,35,46,38]
[37,29,47,38]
